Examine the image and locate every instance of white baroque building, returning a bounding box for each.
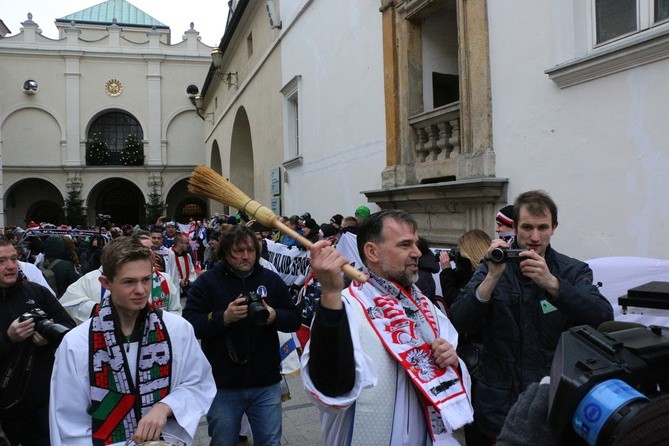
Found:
[0,0,213,227]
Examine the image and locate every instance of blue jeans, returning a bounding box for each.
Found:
[207,382,282,446]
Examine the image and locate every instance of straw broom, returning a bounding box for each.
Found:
[188,165,367,283]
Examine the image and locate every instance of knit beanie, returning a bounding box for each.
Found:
[355,206,371,219]
[496,205,514,227]
[330,214,344,227]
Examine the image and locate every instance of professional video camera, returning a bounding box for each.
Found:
[96,213,112,228]
[244,291,269,326]
[19,308,71,343]
[548,323,669,445]
[489,247,525,263]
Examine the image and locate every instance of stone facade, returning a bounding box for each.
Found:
[374,0,506,245]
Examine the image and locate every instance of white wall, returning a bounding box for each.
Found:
[279,0,386,223]
[488,1,669,260]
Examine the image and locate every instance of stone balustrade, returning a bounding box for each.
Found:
[408,101,461,183]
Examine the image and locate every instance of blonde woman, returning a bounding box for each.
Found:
[438,229,492,306]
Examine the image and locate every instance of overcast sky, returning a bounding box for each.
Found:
[2,0,229,47]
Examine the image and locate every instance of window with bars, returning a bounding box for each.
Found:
[87,112,143,165]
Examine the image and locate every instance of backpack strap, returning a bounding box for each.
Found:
[46,258,62,270]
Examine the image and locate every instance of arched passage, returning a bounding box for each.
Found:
[165,178,207,223]
[210,141,227,214]
[4,179,64,227]
[229,107,254,201]
[211,141,222,174]
[88,178,145,226]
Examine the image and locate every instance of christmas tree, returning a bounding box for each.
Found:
[86,132,109,165]
[64,188,87,228]
[120,134,144,165]
[145,182,165,223]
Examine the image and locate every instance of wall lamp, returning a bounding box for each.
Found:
[186,84,213,123]
[211,48,238,90]
[193,95,213,123]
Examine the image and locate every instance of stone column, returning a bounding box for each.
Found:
[145,56,164,165]
[63,53,82,166]
[456,0,495,179]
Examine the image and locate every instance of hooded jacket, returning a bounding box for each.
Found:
[41,236,80,298]
[183,261,300,389]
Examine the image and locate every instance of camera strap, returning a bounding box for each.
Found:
[0,342,34,410]
[225,327,257,364]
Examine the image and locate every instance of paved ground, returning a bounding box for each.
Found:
[192,371,322,445]
[191,371,467,445]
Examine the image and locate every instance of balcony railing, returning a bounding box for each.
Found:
[408,101,461,183]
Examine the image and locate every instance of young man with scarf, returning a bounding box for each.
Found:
[302,209,473,445]
[183,224,301,446]
[49,237,215,446]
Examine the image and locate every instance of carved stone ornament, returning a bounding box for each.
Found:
[105,79,123,97]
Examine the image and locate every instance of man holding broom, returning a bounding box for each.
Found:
[301,209,473,445]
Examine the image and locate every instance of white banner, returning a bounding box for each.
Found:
[265,239,311,286]
[335,231,363,270]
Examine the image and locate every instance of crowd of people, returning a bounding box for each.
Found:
[1,191,667,446]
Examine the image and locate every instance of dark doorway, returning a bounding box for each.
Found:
[432,73,459,108]
[93,179,145,226]
[27,200,64,225]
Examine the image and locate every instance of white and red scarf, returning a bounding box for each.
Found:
[348,271,473,444]
[150,267,172,310]
[171,247,190,282]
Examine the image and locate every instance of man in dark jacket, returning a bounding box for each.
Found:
[0,237,76,445]
[450,190,613,444]
[183,225,300,446]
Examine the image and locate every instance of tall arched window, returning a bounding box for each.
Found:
[86,111,144,165]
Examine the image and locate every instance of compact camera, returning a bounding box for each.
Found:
[18,308,70,343]
[435,248,460,263]
[489,247,525,264]
[548,324,669,445]
[244,291,269,326]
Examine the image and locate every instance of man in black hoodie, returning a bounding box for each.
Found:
[40,235,80,298]
[0,237,75,444]
[183,225,300,446]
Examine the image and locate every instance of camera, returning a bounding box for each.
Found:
[435,248,460,263]
[548,324,669,445]
[18,308,70,343]
[244,291,269,326]
[489,247,525,263]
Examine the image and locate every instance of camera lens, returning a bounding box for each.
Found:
[572,379,649,446]
[248,302,269,326]
[490,247,506,263]
[36,319,70,343]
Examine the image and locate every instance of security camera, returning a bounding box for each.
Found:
[186,84,199,100]
[22,79,38,95]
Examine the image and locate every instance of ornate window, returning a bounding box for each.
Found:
[86,112,144,165]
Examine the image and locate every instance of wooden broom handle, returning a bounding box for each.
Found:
[272,219,367,283]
